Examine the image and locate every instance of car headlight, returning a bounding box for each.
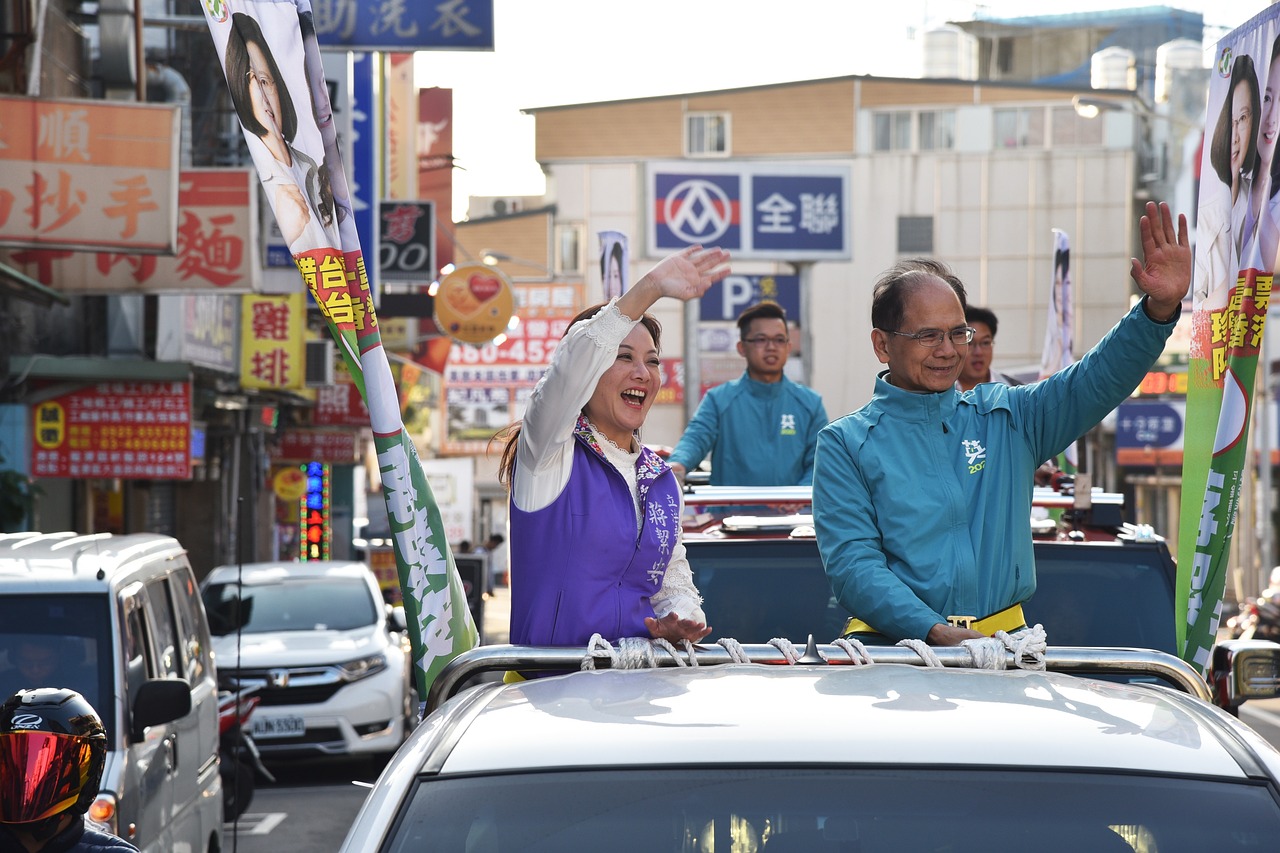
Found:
[339,652,388,681]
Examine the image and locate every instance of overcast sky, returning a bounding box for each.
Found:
[413,0,1277,217]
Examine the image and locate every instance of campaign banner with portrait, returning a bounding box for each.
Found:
[1178,4,1280,671]
[200,0,477,699]
[598,231,628,301]
[1040,230,1077,470]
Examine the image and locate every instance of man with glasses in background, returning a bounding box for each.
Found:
[813,202,1190,646]
[669,301,827,486]
[957,305,1022,391]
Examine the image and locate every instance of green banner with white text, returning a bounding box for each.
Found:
[200,0,477,699]
[1179,7,1280,671]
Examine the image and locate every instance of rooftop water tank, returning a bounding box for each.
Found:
[923,25,979,81]
[1155,38,1205,104]
[1091,46,1136,91]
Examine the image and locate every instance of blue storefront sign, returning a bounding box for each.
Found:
[311,0,494,51]
[351,52,378,298]
[1115,401,1184,449]
[699,274,800,322]
[648,162,850,261]
[653,172,742,251]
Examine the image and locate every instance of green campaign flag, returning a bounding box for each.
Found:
[200,0,478,699]
[1178,7,1280,671]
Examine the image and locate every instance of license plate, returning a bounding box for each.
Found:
[252,715,305,738]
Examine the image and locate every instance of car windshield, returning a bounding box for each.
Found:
[0,595,115,740]
[382,767,1280,852]
[202,578,378,635]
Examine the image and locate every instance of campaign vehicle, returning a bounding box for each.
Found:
[340,641,1280,853]
[200,560,416,763]
[0,532,223,853]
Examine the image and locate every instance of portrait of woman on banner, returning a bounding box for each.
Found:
[224,10,338,255]
[1194,47,1260,358]
[1249,28,1280,274]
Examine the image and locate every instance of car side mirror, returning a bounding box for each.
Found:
[130,678,192,741]
[1209,639,1280,714]
[388,605,407,633]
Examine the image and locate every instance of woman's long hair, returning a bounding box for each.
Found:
[494,303,662,488]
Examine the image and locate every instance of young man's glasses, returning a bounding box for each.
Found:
[881,326,976,348]
[743,336,789,348]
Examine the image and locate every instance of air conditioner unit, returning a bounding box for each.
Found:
[490,197,523,216]
[304,339,335,387]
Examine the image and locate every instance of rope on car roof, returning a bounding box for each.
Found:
[960,625,1047,671]
[768,638,802,664]
[716,637,752,663]
[581,634,700,670]
[831,637,875,665]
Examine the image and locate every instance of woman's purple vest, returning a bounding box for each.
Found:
[509,418,682,647]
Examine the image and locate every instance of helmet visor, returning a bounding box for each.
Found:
[0,731,94,823]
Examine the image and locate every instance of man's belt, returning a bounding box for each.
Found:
[842,603,1027,638]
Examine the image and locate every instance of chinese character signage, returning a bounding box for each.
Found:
[273,429,358,462]
[647,162,850,261]
[241,293,307,390]
[299,461,330,561]
[1115,400,1185,464]
[380,200,436,281]
[0,96,180,253]
[1,169,259,294]
[441,289,580,453]
[310,0,493,51]
[31,381,192,479]
[156,293,241,373]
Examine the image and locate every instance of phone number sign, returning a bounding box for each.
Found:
[31,381,192,478]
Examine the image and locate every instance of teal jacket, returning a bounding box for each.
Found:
[813,299,1176,641]
[670,373,828,486]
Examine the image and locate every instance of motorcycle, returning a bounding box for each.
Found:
[1227,591,1280,642]
[218,686,275,822]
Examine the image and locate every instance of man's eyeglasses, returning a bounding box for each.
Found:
[881,326,976,348]
[743,336,789,348]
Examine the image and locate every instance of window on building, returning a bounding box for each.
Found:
[994,107,1045,149]
[555,224,584,276]
[1050,106,1104,147]
[996,38,1014,74]
[685,112,730,157]
[873,112,914,151]
[898,216,934,253]
[919,110,956,150]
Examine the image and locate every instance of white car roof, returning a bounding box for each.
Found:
[0,532,187,591]
[427,665,1269,779]
[204,560,372,585]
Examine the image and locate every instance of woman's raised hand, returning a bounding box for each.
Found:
[640,245,732,300]
[617,247,731,321]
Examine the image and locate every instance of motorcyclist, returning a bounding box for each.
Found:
[0,687,138,852]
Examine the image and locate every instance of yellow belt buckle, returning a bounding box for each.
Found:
[947,615,977,630]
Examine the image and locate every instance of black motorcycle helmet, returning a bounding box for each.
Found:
[0,687,107,825]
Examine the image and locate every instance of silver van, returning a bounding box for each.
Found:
[0,532,223,853]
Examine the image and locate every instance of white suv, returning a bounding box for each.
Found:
[200,560,415,762]
[342,641,1280,852]
[0,532,222,853]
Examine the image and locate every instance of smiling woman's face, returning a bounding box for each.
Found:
[246,41,284,143]
[1231,77,1255,178]
[1261,59,1280,170]
[582,323,661,450]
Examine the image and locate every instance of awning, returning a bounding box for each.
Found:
[0,261,70,307]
